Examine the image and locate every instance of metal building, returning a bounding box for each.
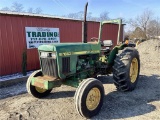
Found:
[0,11,124,76]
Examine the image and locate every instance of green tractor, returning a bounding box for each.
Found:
[26,3,140,118]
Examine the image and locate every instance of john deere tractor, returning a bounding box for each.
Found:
[26,3,140,118]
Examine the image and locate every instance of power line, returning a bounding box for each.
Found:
[52,0,72,13]
[56,0,72,12]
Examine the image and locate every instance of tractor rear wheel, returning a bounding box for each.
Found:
[113,47,140,91]
[26,70,52,98]
[74,78,104,118]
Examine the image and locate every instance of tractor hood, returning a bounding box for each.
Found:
[38,43,101,54]
[38,42,101,79]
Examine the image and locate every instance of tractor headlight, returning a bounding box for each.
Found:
[40,52,56,59]
[50,53,56,59]
[40,52,48,58]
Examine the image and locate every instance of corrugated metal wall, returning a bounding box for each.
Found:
[0,14,123,76]
[87,22,124,44]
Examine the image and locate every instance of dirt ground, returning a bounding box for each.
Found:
[0,40,160,120]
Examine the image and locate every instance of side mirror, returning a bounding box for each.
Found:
[101,40,113,47]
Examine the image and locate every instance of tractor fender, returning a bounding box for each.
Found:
[107,44,127,66]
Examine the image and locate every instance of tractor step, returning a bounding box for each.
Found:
[31,75,62,90]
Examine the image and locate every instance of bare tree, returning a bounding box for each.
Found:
[1,7,10,11]
[130,27,146,40]
[116,17,127,24]
[86,12,92,20]
[147,18,160,38]
[129,8,153,39]
[86,12,99,21]
[27,7,34,13]
[65,11,109,21]
[34,7,42,14]
[27,7,43,14]
[11,2,24,12]
[0,2,42,14]
[99,11,109,21]
[67,12,79,20]
[66,11,84,20]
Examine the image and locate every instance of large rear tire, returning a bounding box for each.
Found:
[26,70,52,98]
[74,78,104,118]
[113,47,140,91]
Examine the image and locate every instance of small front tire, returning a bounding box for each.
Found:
[74,78,104,118]
[26,70,52,98]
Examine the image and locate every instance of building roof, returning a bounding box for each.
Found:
[0,10,81,21]
[0,10,126,25]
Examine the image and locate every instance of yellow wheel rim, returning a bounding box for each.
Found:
[130,58,138,83]
[86,87,101,111]
[35,87,47,93]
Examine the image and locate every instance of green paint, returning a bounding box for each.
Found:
[31,77,62,90]
[62,68,94,88]
[107,47,119,66]
[38,42,101,79]
[63,77,80,88]
[107,44,126,66]
[38,43,101,53]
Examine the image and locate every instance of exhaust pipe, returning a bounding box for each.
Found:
[82,2,88,43]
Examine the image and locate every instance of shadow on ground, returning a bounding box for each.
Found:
[93,74,160,119]
[0,82,27,100]
[44,91,75,99]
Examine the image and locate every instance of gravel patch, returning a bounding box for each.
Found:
[137,39,160,69]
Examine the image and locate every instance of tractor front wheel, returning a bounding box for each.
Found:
[74,78,104,118]
[113,47,140,91]
[26,70,52,98]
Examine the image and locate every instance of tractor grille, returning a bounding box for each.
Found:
[40,58,58,77]
[62,57,70,74]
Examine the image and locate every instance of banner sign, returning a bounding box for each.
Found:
[25,27,60,49]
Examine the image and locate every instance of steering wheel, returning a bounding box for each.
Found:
[90,37,98,42]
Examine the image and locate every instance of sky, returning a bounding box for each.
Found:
[0,0,160,20]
